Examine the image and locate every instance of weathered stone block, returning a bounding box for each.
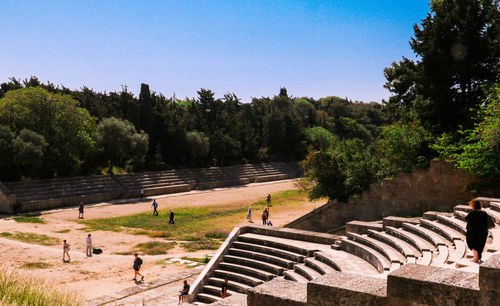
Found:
[307,271,386,306]
[346,220,383,235]
[247,278,307,306]
[479,253,500,292]
[387,264,480,306]
[383,216,419,228]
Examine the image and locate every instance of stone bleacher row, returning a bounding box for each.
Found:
[2,162,300,213]
[190,199,500,305]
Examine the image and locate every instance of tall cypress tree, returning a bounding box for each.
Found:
[139,83,153,135]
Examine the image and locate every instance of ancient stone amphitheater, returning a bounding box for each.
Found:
[188,200,500,305]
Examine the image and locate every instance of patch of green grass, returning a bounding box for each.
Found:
[113,251,133,255]
[54,229,71,233]
[20,262,53,269]
[181,255,211,264]
[12,216,45,224]
[134,241,176,255]
[0,232,60,246]
[80,189,309,240]
[180,239,220,252]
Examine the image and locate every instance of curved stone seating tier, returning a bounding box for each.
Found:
[190,206,500,304]
[485,208,500,223]
[2,162,300,213]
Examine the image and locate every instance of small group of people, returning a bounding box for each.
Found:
[150,199,176,224]
[262,207,272,226]
[62,233,93,262]
[465,199,496,264]
[177,278,229,305]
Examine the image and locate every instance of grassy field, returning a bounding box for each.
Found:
[0,232,60,246]
[12,216,46,224]
[0,268,82,305]
[81,189,309,241]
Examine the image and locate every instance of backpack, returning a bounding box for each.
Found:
[137,257,143,265]
[93,248,102,254]
[487,213,495,229]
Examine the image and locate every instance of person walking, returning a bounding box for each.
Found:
[62,240,71,262]
[86,234,92,257]
[169,209,175,224]
[247,206,252,222]
[220,278,229,299]
[465,199,494,263]
[133,253,144,281]
[266,194,271,207]
[178,280,190,305]
[151,199,159,216]
[140,189,144,199]
[262,209,267,225]
[78,202,84,219]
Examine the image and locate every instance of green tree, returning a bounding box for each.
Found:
[305,126,335,151]
[12,129,48,177]
[185,131,210,166]
[434,81,500,177]
[97,117,149,173]
[0,125,15,179]
[139,83,153,136]
[384,0,500,133]
[0,87,98,177]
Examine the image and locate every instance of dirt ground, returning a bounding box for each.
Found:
[0,180,324,301]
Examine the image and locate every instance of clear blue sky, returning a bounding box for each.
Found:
[0,1,431,102]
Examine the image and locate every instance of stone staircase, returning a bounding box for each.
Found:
[1,162,301,213]
[189,199,500,304]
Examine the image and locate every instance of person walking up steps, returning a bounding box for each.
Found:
[78,202,84,219]
[151,199,159,216]
[220,278,229,299]
[62,240,71,262]
[465,199,494,263]
[133,253,144,281]
[86,234,92,257]
[169,209,175,224]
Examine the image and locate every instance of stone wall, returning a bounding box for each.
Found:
[247,254,500,305]
[0,182,16,214]
[287,160,479,233]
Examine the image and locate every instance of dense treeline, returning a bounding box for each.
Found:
[302,0,499,201]
[0,77,388,181]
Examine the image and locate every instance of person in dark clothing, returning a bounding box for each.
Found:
[262,209,267,225]
[133,253,144,281]
[465,199,491,263]
[220,278,229,299]
[169,209,175,224]
[140,189,144,199]
[151,199,159,216]
[78,202,84,219]
[178,280,190,305]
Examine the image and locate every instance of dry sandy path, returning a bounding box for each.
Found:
[0,180,324,301]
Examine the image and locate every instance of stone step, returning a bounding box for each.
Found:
[367,229,420,258]
[304,257,337,275]
[218,262,275,281]
[419,219,465,242]
[283,270,309,283]
[490,202,500,212]
[347,232,406,263]
[340,238,391,273]
[454,205,471,213]
[485,208,500,224]
[196,293,222,304]
[294,263,322,281]
[201,285,236,297]
[435,215,467,235]
[212,269,264,287]
[416,250,433,266]
[433,244,449,266]
[402,223,449,247]
[447,239,466,263]
[223,254,285,275]
[385,226,434,252]
[232,241,305,262]
[454,210,468,221]
[227,248,294,269]
[237,233,311,256]
[208,277,252,294]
